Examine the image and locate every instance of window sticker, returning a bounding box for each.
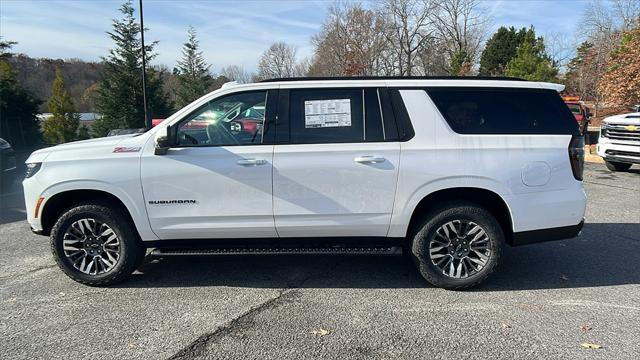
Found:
[304,99,352,128]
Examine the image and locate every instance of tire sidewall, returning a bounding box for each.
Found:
[412,203,503,289]
[51,204,139,285]
[605,160,631,172]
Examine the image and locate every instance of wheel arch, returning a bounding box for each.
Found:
[40,189,141,239]
[406,187,515,245]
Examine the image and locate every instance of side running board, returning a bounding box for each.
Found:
[151,246,403,257]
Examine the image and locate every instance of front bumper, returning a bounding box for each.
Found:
[512,219,584,246]
[23,177,45,233]
[597,141,640,164]
[30,226,44,235]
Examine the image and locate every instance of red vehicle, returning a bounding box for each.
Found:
[563,96,590,135]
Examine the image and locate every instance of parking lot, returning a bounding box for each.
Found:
[1,163,638,359]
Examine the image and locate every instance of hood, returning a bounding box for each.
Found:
[602,112,640,126]
[26,134,144,163]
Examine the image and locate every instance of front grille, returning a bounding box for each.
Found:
[602,124,640,142]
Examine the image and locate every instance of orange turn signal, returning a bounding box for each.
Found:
[34,197,44,218]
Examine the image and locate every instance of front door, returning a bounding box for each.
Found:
[141,90,277,239]
[273,87,401,237]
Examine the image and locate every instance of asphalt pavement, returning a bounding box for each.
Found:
[1,163,639,359]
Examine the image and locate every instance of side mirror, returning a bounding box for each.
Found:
[154,125,173,155]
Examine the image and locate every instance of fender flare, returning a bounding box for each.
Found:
[388,176,514,238]
[40,180,158,241]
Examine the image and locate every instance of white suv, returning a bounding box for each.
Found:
[23,77,587,289]
[597,112,640,172]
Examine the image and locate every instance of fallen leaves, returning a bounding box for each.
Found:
[501,322,511,329]
[580,342,602,349]
[311,328,330,337]
[580,324,592,332]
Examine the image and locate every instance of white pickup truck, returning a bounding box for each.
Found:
[598,112,640,172]
[23,77,587,289]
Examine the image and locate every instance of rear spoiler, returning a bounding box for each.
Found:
[537,82,565,92]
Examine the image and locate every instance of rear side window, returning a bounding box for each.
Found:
[426,88,580,135]
[288,88,386,144]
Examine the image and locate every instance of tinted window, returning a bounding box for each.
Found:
[427,88,580,135]
[289,88,385,144]
[176,91,267,146]
[364,88,385,142]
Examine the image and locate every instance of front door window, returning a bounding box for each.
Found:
[176,91,267,146]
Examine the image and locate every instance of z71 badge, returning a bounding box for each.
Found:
[113,146,141,153]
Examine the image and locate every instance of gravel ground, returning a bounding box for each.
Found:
[1,163,639,360]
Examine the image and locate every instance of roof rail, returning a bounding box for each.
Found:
[259,75,527,83]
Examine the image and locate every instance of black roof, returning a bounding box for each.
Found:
[259,76,527,83]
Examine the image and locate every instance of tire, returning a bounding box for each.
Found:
[605,160,632,172]
[50,202,144,286]
[410,202,503,290]
[582,122,590,145]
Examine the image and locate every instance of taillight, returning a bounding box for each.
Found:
[569,135,584,181]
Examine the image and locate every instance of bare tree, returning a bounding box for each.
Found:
[582,0,639,38]
[576,0,640,112]
[380,0,435,76]
[309,2,388,76]
[429,0,489,73]
[415,40,448,75]
[294,57,311,77]
[545,31,577,70]
[612,0,640,30]
[219,65,253,84]
[257,42,298,80]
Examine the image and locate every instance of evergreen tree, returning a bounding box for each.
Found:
[77,125,91,140]
[174,26,212,109]
[42,68,80,144]
[0,40,42,149]
[479,27,529,76]
[93,0,171,137]
[505,29,558,82]
[448,50,472,75]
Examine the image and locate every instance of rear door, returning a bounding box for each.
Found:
[272,87,401,237]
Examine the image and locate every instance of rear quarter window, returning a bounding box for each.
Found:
[426,88,580,135]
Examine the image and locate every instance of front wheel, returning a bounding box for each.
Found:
[50,202,144,286]
[411,202,503,290]
[605,160,632,172]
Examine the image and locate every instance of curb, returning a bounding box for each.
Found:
[584,153,604,164]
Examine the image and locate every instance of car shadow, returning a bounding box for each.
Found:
[118,222,640,291]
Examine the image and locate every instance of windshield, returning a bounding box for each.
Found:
[567,104,582,115]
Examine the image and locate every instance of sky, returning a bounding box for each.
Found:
[0,0,602,73]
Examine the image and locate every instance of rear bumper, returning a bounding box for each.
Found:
[512,219,584,246]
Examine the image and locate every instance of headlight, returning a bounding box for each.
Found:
[25,163,42,178]
[600,123,607,137]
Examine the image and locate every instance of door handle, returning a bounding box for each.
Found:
[237,158,267,166]
[354,155,386,164]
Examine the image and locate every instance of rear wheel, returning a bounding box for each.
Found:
[411,202,503,290]
[50,202,144,286]
[605,160,632,172]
